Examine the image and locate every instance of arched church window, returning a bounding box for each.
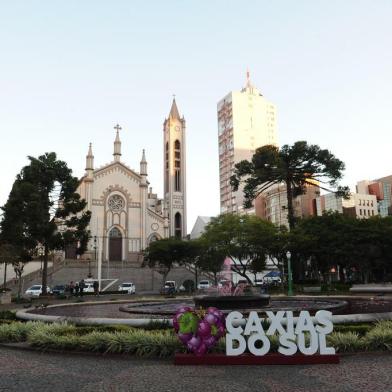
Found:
[109,227,122,237]
[174,212,182,238]
[165,142,169,194]
[108,195,124,211]
[174,140,181,191]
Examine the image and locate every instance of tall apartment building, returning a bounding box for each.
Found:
[217,73,278,214]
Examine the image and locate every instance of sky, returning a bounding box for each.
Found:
[0,0,391,232]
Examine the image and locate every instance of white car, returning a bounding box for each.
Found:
[83,282,95,293]
[118,282,136,294]
[197,280,211,290]
[25,285,51,297]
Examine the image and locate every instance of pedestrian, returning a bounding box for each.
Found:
[74,282,80,297]
[69,281,75,296]
[79,279,85,297]
[93,280,99,296]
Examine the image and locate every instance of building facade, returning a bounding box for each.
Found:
[75,100,187,262]
[255,182,319,227]
[217,73,278,214]
[357,178,392,217]
[316,193,378,219]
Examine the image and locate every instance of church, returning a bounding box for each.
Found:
[74,99,187,262]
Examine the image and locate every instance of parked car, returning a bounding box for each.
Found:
[52,285,66,295]
[25,285,51,297]
[197,280,211,290]
[160,281,177,295]
[263,271,282,284]
[118,282,136,294]
[83,282,95,293]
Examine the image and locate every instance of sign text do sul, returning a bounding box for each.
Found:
[226,310,335,356]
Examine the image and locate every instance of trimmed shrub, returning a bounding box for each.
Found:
[364,321,392,351]
[334,324,373,336]
[327,332,365,352]
[0,322,37,343]
[0,311,17,320]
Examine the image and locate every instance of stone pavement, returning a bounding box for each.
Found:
[0,347,391,392]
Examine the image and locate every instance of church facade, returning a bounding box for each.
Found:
[75,99,187,262]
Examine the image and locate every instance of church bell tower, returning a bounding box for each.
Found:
[163,98,187,238]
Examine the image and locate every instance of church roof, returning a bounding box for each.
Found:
[93,161,141,182]
[169,98,181,120]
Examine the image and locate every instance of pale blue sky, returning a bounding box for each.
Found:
[1,1,391,231]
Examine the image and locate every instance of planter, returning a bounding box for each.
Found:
[0,292,12,305]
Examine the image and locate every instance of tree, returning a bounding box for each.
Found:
[143,238,190,286]
[201,214,276,284]
[0,242,16,290]
[230,141,349,229]
[194,238,226,285]
[0,152,91,295]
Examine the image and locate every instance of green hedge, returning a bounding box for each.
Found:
[0,320,391,356]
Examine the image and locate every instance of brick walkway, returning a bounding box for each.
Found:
[0,347,391,392]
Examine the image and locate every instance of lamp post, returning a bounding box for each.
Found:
[286,250,293,296]
[38,245,44,275]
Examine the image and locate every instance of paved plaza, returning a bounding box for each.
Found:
[0,347,391,392]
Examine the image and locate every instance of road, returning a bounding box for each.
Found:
[0,347,391,392]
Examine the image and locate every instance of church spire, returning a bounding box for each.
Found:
[85,142,94,171]
[246,68,253,88]
[140,149,147,176]
[169,97,181,120]
[113,124,122,162]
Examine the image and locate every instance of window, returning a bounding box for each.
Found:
[108,195,124,211]
[109,227,122,237]
[165,142,169,193]
[175,212,182,238]
[174,140,181,191]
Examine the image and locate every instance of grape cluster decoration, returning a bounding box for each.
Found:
[173,306,226,356]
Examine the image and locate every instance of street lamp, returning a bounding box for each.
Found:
[286,250,293,296]
[38,245,44,274]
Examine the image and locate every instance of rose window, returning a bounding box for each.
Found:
[108,195,124,211]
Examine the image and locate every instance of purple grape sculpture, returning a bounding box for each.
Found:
[173,306,226,356]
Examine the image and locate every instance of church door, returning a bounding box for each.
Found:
[109,227,122,261]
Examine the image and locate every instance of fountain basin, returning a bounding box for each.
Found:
[193,294,270,310]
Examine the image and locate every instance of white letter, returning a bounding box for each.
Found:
[285,311,295,336]
[319,333,335,355]
[226,311,244,335]
[315,310,333,335]
[266,311,286,336]
[295,311,314,334]
[226,334,246,356]
[244,311,264,336]
[278,333,298,356]
[297,330,319,355]
[247,333,271,356]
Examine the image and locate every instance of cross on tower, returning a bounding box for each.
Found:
[114,124,122,132]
